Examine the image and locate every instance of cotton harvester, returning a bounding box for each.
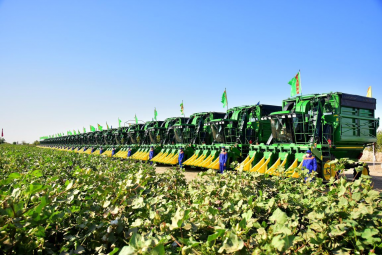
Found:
[128,120,164,160]
[131,119,180,161]
[113,121,163,158]
[183,104,281,169]
[76,130,106,155]
[133,117,188,162]
[150,112,226,165]
[238,92,378,179]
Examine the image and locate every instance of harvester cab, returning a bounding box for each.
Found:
[150,117,190,164]
[245,92,379,180]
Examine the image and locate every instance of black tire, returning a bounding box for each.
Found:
[316,163,323,179]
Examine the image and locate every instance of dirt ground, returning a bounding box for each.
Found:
[155,162,382,191]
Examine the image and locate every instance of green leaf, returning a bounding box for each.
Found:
[66,181,73,190]
[352,192,361,201]
[132,197,144,209]
[269,208,288,225]
[119,246,135,255]
[34,226,46,237]
[171,208,190,229]
[8,172,22,180]
[361,228,381,245]
[365,190,380,203]
[218,232,244,253]
[151,244,164,255]
[28,184,45,195]
[338,185,347,196]
[129,232,141,249]
[30,170,43,177]
[108,248,119,255]
[361,228,378,239]
[207,229,225,242]
[242,209,253,221]
[208,206,218,215]
[35,196,48,214]
[271,235,285,251]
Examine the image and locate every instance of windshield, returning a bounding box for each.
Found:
[211,123,225,143]
[165,129,175,144]
[271,116,294,143]
[149,129,161,144]
[174,128,183,143]
[129,132,137,144]
[115,133,121,144]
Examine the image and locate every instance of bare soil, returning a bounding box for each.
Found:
[155,163,382,191]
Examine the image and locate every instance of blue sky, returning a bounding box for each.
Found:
[0,0,381,143]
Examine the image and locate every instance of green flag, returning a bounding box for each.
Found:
[78,129,80,134]
[73,130,76,135]
[180,101,184,115]
[90,125,96,132]
[83,127,86,133]
[221,90,228,108]
[118,118,122,127]
[135,114,138,124]
[98,124,103,131]
[288,71,301,97]
[154,108,158,121]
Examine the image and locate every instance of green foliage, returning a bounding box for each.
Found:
[0,138,5,144]
[0,144,382,254]
[377,130,382,152]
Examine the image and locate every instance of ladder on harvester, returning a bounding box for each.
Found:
[307,108,319,143]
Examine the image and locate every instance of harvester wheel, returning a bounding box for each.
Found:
[316,163,323,179]
[353,165,370,179]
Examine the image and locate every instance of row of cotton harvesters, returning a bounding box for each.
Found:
[39,92,379,179]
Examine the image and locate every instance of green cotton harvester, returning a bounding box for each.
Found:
[114,121,163,158]
[239,92,379,179]
[150,112,226,165]
[183,104,282,169]
[131,117,185,161]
